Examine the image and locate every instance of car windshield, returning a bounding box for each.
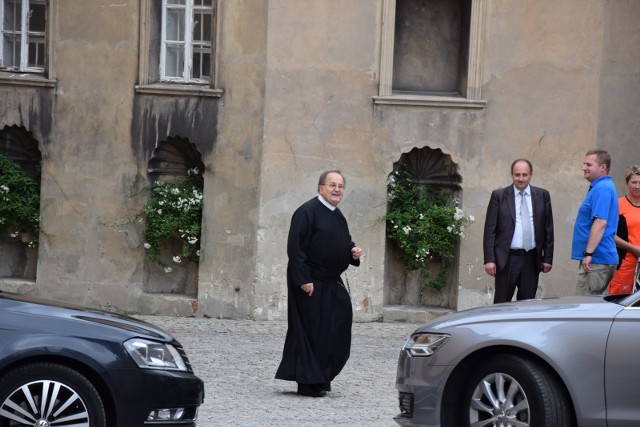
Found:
[606,289,640,307]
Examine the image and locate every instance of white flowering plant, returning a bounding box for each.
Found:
[384,168,474,290]
[0,154,41,248]
[138,168,203,270]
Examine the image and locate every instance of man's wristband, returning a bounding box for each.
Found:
[583,251,593,257]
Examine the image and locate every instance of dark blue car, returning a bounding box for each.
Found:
[0,291,204,426]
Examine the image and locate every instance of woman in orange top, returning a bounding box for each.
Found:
[609,165,640,294]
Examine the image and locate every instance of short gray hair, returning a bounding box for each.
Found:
[318,170,346,187]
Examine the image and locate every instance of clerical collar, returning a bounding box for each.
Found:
[317,195,336,211]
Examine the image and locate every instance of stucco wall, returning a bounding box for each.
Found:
[253,0,640,320]
[196,0,268,319]
[33,1,144,310]
[1,0,639,320]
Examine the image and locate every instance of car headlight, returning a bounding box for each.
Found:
[124,338,188,371]
[403,333,450,357]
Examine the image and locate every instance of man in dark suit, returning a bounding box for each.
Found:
[483,159,554,303]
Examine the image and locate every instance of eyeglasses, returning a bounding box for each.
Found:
[321,183,345,190]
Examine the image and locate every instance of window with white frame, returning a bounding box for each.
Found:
[0,0,46,73]
[160,0,213,84]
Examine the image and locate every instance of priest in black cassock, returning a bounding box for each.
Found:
[275,170,363,398]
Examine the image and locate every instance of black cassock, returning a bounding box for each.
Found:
[275,197,359,385]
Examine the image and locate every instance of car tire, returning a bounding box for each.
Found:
[461,354,572,427]
[0,362,106,427]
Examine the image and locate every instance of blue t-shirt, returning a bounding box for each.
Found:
[571,175,619,264]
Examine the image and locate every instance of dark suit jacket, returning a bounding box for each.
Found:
[483,185,554,273]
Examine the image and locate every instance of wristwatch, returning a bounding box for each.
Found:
[583,251,593,257]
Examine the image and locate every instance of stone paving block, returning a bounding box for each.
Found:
[140,316,423,426]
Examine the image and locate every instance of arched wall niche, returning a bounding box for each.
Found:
[385,146,462,310]
[143,136,204,297]
[0,125,42,180]
[399,146,462,188]
[148,136,205,181]
[0,125,42,281]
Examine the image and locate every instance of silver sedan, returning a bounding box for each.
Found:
[394,292,640,427]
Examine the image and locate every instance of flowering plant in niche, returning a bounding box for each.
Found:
[0,154,41,248]
[139,168,203,271]
[384,168,474,290]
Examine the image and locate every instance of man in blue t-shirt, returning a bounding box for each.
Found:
[571,149,619,295]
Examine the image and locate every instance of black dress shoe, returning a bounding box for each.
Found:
[321,382,331,392]
[297,383,327,398]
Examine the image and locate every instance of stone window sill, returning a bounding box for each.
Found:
[0,72,56,88]
[373,92,486,109]
[135,83,223,98]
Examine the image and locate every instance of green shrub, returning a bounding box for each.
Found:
[0,154,41,247]
[384,168,473,290]
[138,168,203,271]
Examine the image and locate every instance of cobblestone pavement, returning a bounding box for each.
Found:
[139,316,423,427]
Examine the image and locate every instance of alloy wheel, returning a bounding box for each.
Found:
[0,379,90,426]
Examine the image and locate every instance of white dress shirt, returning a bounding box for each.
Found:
[510,185,536,250]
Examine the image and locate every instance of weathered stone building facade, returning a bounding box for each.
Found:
[1,0,638,321]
